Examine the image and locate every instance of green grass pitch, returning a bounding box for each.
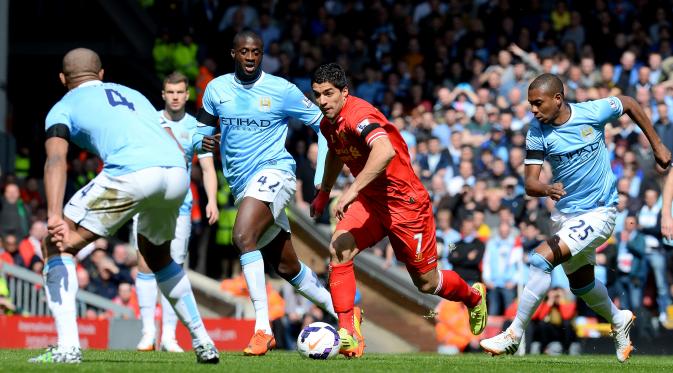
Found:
[0,350,671,372]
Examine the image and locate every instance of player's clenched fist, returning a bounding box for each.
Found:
[545,182,566,201]
[202,133,221,152]
[653,143,672,170]
[310,189,330,218]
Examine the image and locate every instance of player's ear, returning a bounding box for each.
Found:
[98,69,105,81]
[59,73,66,87]
[230,49,235,59]
[343,86,349,97]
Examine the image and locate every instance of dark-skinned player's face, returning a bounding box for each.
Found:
[527,87,562,124]
[231,37,263,78]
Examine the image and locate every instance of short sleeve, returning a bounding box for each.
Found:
[45,101,72,131]
[282,83,322,131]
[192,126,213,158]
[201,82,218,117]
[525,124,545,165]
[589,96,623,125]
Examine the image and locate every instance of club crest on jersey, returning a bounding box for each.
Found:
[580,125,594,140]
[608,97,618,110]
[259,97,271,112]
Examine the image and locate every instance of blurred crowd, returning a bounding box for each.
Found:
[3,0,673,353]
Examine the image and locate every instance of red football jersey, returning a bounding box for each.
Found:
[320,95,428,206]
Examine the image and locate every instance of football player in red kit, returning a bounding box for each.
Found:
[310,63,488,358]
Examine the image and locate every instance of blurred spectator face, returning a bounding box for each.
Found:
[638,66,651,84]
[77,267,90,289]
[541,58,553,74]
[624,215,637,232]
[112,244,128,265]
[492,158,506,176]
[29,221,48,241]
[617,193,629,211]
[649,53,662,70]
[498,221,511,238]
[644,189,659,207]
[459,161,473,178]
[623,151,636,165]
[657,104,668,122]
[450,131,462,149]
[231,35,263,80]
[422,112,436,129]
[620,51,636,70]
[31,260,43,274]
[476,88,490,105]
[461,217,476,236]
[118,283,133,303]
[431,175,446,194]
[653,85,666,103]
[437,88,451,106]
[487,192,502,211]
[2,235,17,254]
[444,109,457,125]
[569,66,581,82]
[437,209,452,230]
[94,238,108,251]
[428,138,441,154]
[3,184,20,204]
[509,147,524,168]
[617,178,631,194]
[523,222,540,240]
[600,63,614,82]
[580,57,595,75]
[487,72,501,89]
[460,146,474,163]
[498,50,512,67]
[480,150,494,167]
[508,88,522,105]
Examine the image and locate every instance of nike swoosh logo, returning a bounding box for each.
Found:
[219,99,231,104]
[308,335,325,351]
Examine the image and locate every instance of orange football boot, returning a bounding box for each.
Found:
[243,329,276,356]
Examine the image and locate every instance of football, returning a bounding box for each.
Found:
[296,322,341,359]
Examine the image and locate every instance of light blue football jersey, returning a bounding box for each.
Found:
[159,110,212,216]
[525,97,623,214]
[45,81,185,176]
[200,72,324,199]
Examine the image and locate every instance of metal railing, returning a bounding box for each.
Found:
[1,263,135,319]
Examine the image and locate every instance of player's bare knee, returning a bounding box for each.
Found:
[233,230,258,252]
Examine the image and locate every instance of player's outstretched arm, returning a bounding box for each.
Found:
[524,163,565,201]
[199,155,219,225]
[662,170,673,240]
[618,94,672,168]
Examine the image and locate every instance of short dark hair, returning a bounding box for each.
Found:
[232,30,263,50]
[312,63,348,90]
[529,73,565,97]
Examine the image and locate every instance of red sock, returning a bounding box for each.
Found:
[329,261,356,333]
[436,270,481,308]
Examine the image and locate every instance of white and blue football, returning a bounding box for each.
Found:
[296,322,341,359]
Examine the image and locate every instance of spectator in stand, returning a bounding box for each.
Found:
[615,213,646,312]
[434,300,473,355]
[112,283,140,319]
[18,221,46,266]
[449,215,485,285]
[0,182,31,238]
[528,287,578,355]
[1,233,26,268]
[483,221,523,315]
[418,136,451,183]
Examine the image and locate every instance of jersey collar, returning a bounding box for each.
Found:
[234,71,265,87]
[76,80,103,89]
